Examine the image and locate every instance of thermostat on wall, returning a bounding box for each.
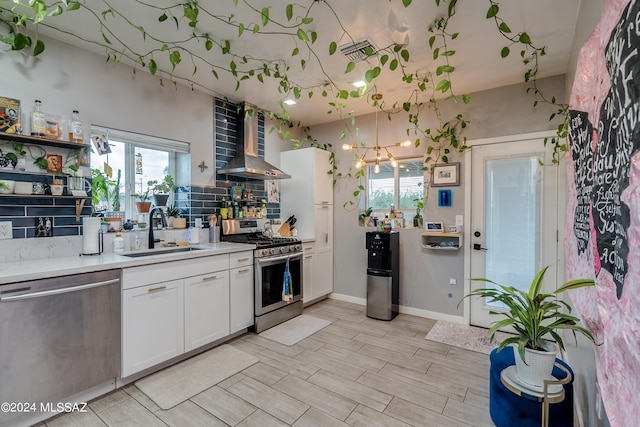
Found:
[425,222,444,232]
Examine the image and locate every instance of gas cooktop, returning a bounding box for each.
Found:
[221,233,300,249]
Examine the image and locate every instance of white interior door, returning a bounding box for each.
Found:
[469,136,559,328]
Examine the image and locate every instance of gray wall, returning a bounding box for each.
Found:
[306,76,564,319]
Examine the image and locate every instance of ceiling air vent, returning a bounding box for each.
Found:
[339,39,378,62]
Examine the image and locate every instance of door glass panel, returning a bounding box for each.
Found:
[484,156,539,308]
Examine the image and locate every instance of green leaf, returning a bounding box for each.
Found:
[400,49,410,62]
[211,68,219,79]
[300,59,306,69]
[345,61,355,74]
[435,79,450,92]
[257,73,263,83]
[462,93,471,104]
[389,59,398,71]
[138,26,146,41]
[149,59,157,75]
[433,47,439,60]
[293,86,300,99]
[436,65,454,75]
[261,7,269,26]
[486,4,499,18]
[169,50,181,69]
[339,90,349,99]
[159,13,168,22]
[102,32,111,44]
[296,28,309,41]
[519,32,531,44]
[253,24,260,33]
[286,4,293,21]
[329,41,337,55]
[292,47,299,56]
[442,50,455,57]
[310,31,317,44]
[402,0,412,6]
[33,39,45,56]
[67,1,81,11]
[451,32,459,40]
[499,22,511,33]
[501,46,510,58]
[161,43,169,52]
[403,102,411,112]
[301,17,313,24]
[429,36,436,48]
[238,23,244,37]
[49,5,63,17]
[205,39,213,51]
[380,54,389,66]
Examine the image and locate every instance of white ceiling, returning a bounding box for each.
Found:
[32,0,582,126]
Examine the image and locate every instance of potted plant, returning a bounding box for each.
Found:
[148,175,175,207]
[166,204,181,228]
[462,266,596,386]
[358,207,373,226]
[134,184,152,213]
[413,197,424,228]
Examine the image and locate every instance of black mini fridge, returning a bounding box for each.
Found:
[365,231,399,320]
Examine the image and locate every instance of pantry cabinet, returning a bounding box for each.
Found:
[281,147,334,303]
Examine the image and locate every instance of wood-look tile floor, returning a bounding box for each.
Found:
[45,299,494,427]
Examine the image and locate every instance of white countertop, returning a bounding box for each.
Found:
[0,242,255,285]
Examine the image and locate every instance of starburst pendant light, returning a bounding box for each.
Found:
[342,94,411,173]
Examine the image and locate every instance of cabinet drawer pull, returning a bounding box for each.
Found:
[321,201,329,204]
[304,255,313,259]
[202,275,218,281]
[304,247,313,251]
[238,268,250,273]
[147,285,167,293]
[236,257,250,262]
[321,205,329,209]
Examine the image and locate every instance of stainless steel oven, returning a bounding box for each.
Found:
[221,219,303,333]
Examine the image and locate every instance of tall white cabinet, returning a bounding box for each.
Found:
[281,147,333,304]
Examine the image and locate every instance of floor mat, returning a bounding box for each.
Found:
[259,314,332,346]
[135,344,258,409]
[424,320,514,355]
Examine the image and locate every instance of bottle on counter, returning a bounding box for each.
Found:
[227,199,234,219]
[383,215,392,233]
[113,233,125,252]
[233,201,239,218]
[31,100,46,137]
[134,233,142,250]
[220,197,228,219]
[260,203,267,218]
[68,110,84,142]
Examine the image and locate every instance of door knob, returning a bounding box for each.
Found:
[474,231,481,238]
[473,243,488,251]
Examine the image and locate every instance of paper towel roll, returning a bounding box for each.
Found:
[82,217,102,255]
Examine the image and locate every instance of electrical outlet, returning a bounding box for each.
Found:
[0,221,12,240]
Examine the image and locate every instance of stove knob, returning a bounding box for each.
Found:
[294,244,301,252]
[280,246,288,254]
[270,248,277,255]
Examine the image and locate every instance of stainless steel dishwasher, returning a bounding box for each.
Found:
[0,269,121,427]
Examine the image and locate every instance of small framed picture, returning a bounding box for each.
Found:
[432,162,460,187]
[46,154,63,174]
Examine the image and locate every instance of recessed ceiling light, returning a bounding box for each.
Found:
[283,99,296,105]
[352,80,366,88]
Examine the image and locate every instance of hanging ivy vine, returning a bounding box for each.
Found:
[0,0,568,205]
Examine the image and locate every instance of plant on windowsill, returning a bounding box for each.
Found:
[460,266,596,387]
[147,175,176,207]
[358,207,373,226]
[413,198,424,228]
[166,204,181,228]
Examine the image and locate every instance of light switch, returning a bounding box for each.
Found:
[455,215,464,226]
[0,221,12,240]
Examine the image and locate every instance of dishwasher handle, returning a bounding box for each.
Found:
[0,278,120,302]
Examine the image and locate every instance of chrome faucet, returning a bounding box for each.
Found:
[148,206,167,249]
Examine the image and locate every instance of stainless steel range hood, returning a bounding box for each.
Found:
[217,102,290,180]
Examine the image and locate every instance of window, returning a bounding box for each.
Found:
[366,158,424,212]
[90,126,189,219]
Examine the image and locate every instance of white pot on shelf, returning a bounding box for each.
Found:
[513,340,558,387]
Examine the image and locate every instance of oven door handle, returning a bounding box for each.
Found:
[256,253,302,266]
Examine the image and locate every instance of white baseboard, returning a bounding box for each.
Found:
[329,293,467,324]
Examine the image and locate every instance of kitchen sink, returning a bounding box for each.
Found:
[121,247,203,258]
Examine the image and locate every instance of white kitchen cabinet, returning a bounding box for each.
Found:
[281,147,334,303]
[281,147,333,240]
[229,250,254,333]
[184,270,230,352]
[302,242,315,304]
[122,279,184,377]
[229,264,254,333]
